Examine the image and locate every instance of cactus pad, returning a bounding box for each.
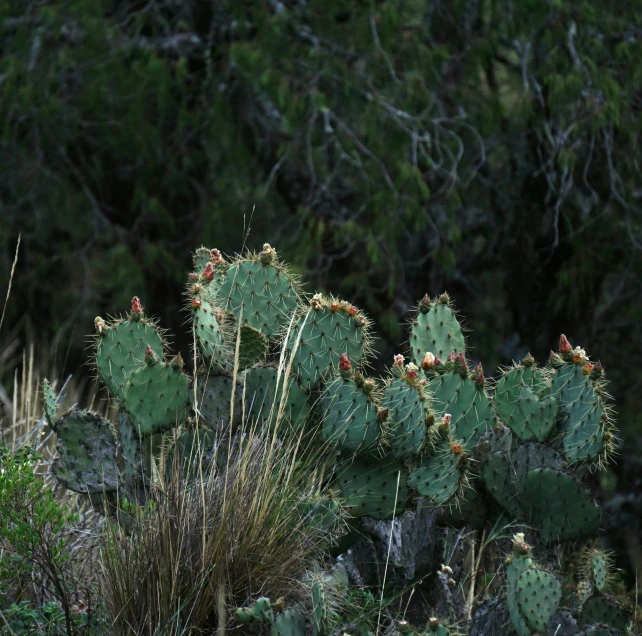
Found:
[52,408,120,494]
[582,548,611,592]
[321,375,381,452]
[194,373,243,432]
[311,579,327,636]
[287,296,370,389]
[382,376,429,458]
[242,365,310,432]
[520,468,601,543]
[580,595,630,631]
[481,451,523,518]
[334,455,408,519]
[42,378,57,427]
[515,568,562,633]
[118,409,141,484]
[95,316,165,400]
[410,294,465,364]
[218,251,300,339]
[275,609,307,636]
[123,358,190,438]
[408,440,467,506]
[507,552,535,636]
[238,324,268,369]
[427,372,494,450]
[495,365,558,442]
[192,297,229,371]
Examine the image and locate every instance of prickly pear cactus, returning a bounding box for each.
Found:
[42,378,57,427]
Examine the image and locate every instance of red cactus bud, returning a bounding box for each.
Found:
[393,354,405,368]
[330,301,340,312]
[377,407,389,422]
[145,345,154,357]
[450,442,463,455]
[405,366,418,380]
[192,298,202,309]
[582,362,594,375]
[339,352,351,372]
[421,352,436,370]
[472,362,484,385]
[346,305,358,317]
[202,262,215,281]
[594,360,603,373]
[210,248,222,264]
[188,272,199,280]
[434,355,443,366]
[447,351,457,362]
[559,334,572,354]
[418,293,431,313]
[310,293,323,310]
[131,296,143,313]
[454,352,466,366]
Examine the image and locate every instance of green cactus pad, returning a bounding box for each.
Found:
[495,366,558,442]
[95,317,165,400]
[515,568,562,633]
[42,378,57,427]
[427,623,451,636]
[334,455,408,520]
[286,297,370,390]
[580,595,630,631]
[312,579,327,636]
[52,408,120,494]
[123,359,190,438]
[507,553,535,636]
[408,440,467,506]
[549,363,608,464]
[118,409,141,484]
[321,375,381,452]
[167,428,217,477]
[382,377,429,458]
[481,451,523,518]
[192,246,214,272]
[192,297,230,371]
[297,496,342,534]
[275,609,307,636]
[218,253,300,339]
[410,295,465,364]
[193,373,243,432]
[235,597,274,624]
[519,468,601,543]
[238,324,268,369]
[582,549,610,592]
[242,365,310,432]
[427,372,494,450]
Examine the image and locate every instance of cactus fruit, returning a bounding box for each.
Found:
[42,378,57,427]
[334,455,408,520]
[410,293,465,364]
[52,408,120,494]
[286,295,371,390]
[94,303,165,400]
[495,363,558,442]
[122,354,190,438]
[520,468,601,544]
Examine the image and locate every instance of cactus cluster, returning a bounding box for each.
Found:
[43,243,633,635]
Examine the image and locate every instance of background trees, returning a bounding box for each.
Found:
[1,0,641,509]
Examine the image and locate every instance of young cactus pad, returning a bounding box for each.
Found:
[94,306,165,400]
[410,294,465,364]
[42,378,57,427]
[515,568,562,633]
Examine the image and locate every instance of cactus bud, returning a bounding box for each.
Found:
[362,378,376,395]
[512,532,531,554]
[144,345,156,365]
[405,363,419,379]
[392,354,405,368]
[447,351,457,363]
[188,272,199,280]
[210,248,222,264]
[259,243,277,264]
[131,296,143,314]
[192,298,202,309]
[377,407,389,422]
[450,441,463,455]
[522,352,535,367]
[472,362,485,388]
[440,413,452,428]
[191,283,202,295]
[572,346,588,364]
[428,617,440,630]
[339,352,351,372]
[345,304,358,317]
[94,316,107,335]
[330,300,340,312]
[434,355,443,367]
[170,352,184,369]
[310,293,323,310]
[591,360,604,380]
[421,352,436,370]
[559,334,572,354]
[201,262,215,281]
[418,293,431,313]
[582,362,594,375]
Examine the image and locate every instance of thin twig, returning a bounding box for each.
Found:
[0,233,21,337]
